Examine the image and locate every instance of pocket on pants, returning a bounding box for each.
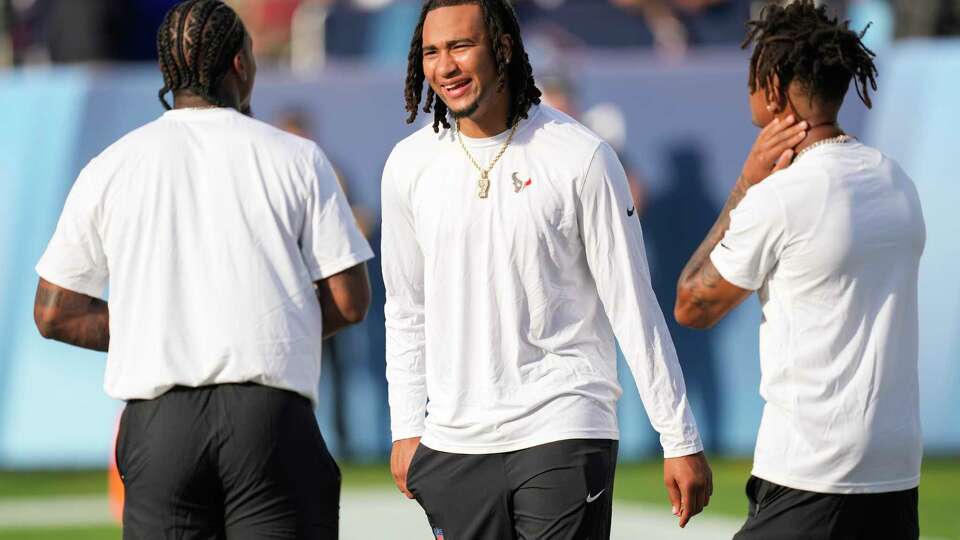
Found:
[406,443,427,491]
[115,404,134,482]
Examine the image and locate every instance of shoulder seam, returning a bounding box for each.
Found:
[576,141,608,199]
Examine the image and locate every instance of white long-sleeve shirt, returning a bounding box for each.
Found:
[381,105,702,456]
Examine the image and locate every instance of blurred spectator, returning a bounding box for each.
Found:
[46,0,128,63]
[539,71,580,117]
[893,0,960,37]
[228,0,307,62]
[516,0,749,57]
[1,0,11,66]
[6,0,47,64]
[4,0,177,65]
[643,142,722,452]
[123,0,180,61]
[275,106,378,458]
[12,0,927,70]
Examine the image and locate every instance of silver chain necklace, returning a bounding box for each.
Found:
[796,134,854,160]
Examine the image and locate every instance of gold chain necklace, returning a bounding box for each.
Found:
[796,134,854,160]
[456,120,519,199]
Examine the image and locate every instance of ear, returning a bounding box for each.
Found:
[498,33,514,64]
[764,73,787,113]
[233,51,248,82]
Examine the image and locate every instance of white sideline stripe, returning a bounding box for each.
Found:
[338,488,745,540]
[0,491,947,540]
[0,495,113,528]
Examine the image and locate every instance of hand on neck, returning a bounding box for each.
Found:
[775,96,844,156]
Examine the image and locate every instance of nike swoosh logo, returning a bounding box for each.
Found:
[627,206,635,217]
[586,489,605,503]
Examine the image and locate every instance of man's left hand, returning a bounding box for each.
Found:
[663,451,713,528]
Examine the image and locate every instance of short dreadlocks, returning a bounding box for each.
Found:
[404,0,542,133]
[743,0,878,108]
[156,0,247,110]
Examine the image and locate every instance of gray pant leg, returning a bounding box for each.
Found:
[509,439,618,540]
[408,445,515,540]
[119,389,225,540]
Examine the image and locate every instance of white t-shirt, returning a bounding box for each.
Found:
[711,141,925,494]
[381,105,702,457]
[36,107,373,405]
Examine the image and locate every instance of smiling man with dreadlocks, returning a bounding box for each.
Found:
[675,2,924,539]
[381,1,711,538]
[33,1,373,537]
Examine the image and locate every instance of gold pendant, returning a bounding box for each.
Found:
[478,172,490,199]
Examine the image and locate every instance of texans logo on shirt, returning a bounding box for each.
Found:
[433,527,445,540]
[511,172,533,193]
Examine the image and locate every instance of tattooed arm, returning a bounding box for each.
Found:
[33,278,109,352]
[674,177,753,329]
[675,115,808,329]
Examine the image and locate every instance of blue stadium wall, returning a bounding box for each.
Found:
[0,41,957,468]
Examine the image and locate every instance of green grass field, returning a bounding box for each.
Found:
[1,459,957,539]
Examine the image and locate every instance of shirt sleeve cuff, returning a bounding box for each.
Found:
[662,441,705,459]
[709,248,761,291]
[35,262,107,300]
[391,426,425,442]
[309,247,375,282]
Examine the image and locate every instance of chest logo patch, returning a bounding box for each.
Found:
[511,172,533,193]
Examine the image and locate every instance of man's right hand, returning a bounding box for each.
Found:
[740,115,808,186]
[390,436,422,499]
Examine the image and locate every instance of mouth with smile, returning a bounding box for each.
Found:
[441,79,473,100]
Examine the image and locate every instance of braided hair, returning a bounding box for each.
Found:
[743,0,878,109]
[156,0,247,110]
[404,0,542,133]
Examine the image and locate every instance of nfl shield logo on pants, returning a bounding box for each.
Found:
[433,527,445,540]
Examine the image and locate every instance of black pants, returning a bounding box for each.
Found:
[733,476,919,540]
[408,439,618,540]
[117,383,340,539]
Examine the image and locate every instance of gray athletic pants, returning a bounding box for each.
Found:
[733,476,919,540]
[117,383,340,539]
[407,439,618,540]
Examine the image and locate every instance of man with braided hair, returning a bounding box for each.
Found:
[33,1,373,537]
[675,1,924,538]
[381,1,711,538]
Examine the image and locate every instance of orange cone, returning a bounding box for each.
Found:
[108,411,125,523]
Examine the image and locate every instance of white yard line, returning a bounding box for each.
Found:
[339,488,745,540]
[0,495,113,528]
[0,490,948,540]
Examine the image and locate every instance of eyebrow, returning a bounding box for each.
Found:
[422,38,477,52]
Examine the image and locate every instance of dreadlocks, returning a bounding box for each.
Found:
[404,0,542,133]
[156,0,247,110]
[743,0,878,109]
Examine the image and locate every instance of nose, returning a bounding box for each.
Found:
[436,50,459,79]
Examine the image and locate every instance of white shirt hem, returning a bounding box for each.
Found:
[420,429,620,455]
[751,467,921,495]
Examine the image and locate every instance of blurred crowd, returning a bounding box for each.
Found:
[2,0,957,69]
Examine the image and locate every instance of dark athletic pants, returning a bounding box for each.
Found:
[733,476,919,540]
[116,383,340,539]
[407,439,618,540]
